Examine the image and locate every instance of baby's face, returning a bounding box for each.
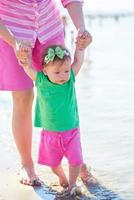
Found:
[43,58,71,84]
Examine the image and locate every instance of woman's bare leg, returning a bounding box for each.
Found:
[11,89,40,185]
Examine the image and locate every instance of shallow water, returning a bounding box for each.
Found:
[77,17,134,200]
[0,17,134,199]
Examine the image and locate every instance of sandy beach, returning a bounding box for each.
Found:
[0,15,134,200]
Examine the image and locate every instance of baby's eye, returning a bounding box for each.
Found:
[55,72,60,74]
[65,71,69,73]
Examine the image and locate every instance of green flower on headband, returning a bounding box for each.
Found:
[44,46,65,64]
[55,46,64,59]
[44,48,55,64]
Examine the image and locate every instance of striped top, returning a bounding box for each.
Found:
[0,0,83,47]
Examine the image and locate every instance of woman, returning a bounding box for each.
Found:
[0,0,93,186]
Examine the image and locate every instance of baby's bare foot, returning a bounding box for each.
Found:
[59,176,69,188]
[56,186,82,199]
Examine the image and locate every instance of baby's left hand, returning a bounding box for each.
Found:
[76,29,92,50]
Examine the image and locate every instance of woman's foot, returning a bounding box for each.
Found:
[80,164,97,186]
[19,165,42,186]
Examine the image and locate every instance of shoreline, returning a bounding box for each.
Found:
[0,166,92,200]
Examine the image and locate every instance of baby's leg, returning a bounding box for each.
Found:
[64,128,83,189]
[80,163,98,185]
[55,165,82,199]
[51,165,68,188]
[68,164,81,189]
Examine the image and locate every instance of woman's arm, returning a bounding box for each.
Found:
[0,19,16,48]
[65,2,85,31]
[62,1,92,49]
[0,19,32,65]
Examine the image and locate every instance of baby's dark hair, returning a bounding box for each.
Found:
[42,45,71,67]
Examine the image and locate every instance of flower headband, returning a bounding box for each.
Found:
[44,46,70,64]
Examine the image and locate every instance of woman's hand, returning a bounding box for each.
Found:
[14,40,32,66]
[76,29,92,50]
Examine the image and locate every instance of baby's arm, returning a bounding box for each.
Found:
[21,54,37,81]
[71,46,85,76]
[23,65,37,81]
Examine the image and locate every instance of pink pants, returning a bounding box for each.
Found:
[38,128,84,167]
[0,35,64,91]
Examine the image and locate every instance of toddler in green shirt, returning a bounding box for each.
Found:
[21,43,94,198]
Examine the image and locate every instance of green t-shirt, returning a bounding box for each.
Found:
[34,69,79,132]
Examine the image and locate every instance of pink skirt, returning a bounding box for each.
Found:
[0,35,64,91]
